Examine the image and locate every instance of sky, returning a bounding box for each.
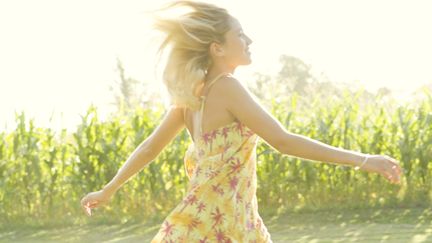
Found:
[1,0,431,133]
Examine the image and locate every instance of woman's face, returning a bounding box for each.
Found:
[217,18,253,68]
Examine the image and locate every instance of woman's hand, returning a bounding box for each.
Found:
[357,154,403,185]
[80,189,114,217]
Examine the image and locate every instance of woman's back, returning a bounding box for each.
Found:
[183,73,238,144]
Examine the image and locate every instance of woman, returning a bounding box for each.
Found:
[81,1,403,242]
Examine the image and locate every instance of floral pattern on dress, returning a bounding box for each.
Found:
[150,120,273,243]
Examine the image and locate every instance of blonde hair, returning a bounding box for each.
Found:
[152,1,233,111]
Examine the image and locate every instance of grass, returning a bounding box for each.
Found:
[1,207,431,243]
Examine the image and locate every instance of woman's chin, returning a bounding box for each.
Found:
[235,57,252,66]
[241,56,252,65]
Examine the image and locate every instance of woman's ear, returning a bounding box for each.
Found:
[209,42,225,57]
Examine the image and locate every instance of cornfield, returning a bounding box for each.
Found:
[0,88,431,228]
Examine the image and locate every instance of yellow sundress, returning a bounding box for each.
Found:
[151,73,273,243]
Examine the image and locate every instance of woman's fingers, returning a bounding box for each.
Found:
[81,200,92,216]
[393,165,402,180]
[84,202,92,216]
[80,194,98,216]
[384,171,393,182]
[80,190,112,217]
[390,161,401,173]
[389,166,399,183]
[387,174,397,184]
[382,165,398,184]
[384,156,403,184]
[88,201,99,208]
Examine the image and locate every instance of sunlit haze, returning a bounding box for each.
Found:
[1,0,431,132]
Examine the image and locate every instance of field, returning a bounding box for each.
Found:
[1,86,431,242]
[2,207,431,242]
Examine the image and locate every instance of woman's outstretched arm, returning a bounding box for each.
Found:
[80,106,185,215]
[222,76,403,184]
[103,106,185,195]
[278,132,365,167]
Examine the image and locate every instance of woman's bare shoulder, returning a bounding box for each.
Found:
[215,75,246,92]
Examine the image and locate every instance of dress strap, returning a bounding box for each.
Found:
[193,72,231,142]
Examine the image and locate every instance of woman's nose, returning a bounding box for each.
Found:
[246,35,253,45]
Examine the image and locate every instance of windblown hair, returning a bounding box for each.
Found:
[152,1,233,111]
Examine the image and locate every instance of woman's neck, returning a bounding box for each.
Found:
[205,65,235,82]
